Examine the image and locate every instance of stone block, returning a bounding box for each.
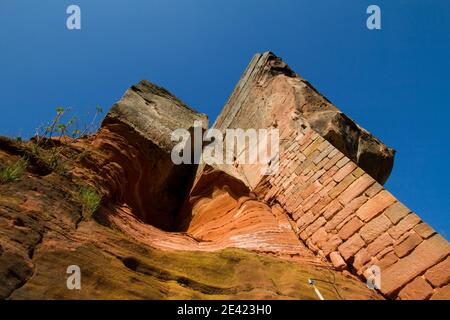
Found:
[338,217,364,241]
[338,174,374,205]
[333,162,357,182]
[430,284,450,300]
[388,213,422,240]
[328,174,356,199]
[367,232,393,257]
[398,277,434,300]
[338,234,365,261]
[413,223,436,239]
[384,202,410,225]
[425,256,450,287]
[330,251,347,270]
[356,190,396,222]
[394,232,423,258]
[322,234,343,256]
[381,234,450,297]
[359,214,392,243]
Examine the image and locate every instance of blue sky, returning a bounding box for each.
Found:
[1,0,449,237]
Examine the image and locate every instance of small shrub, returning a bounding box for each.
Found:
[0,158,28,184]
[79,187,101,220]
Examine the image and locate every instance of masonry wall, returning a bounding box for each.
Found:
[258,125,450,300]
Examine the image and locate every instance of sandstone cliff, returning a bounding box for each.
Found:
[0,52,448,300]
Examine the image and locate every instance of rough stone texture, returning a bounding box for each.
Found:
[338,217,364,241]
[367,233,393,257]
[359,214,392,244]
[381,234,450,297]
[212,52,394,186]
[398,277,434,300]
[1,52,449,300]
[414,223,436,239]
[0,105,378,300]
[425,256,450,287]
[384,202,411,224]
[330,251,346,270]
[94,80,208,230]
[356,191,396,222]
[201,52,450,300]
[388,214,422,240]
[431,284,450,300]
[394,232,423,258]
[338,234,366,261]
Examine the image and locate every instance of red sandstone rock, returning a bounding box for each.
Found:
[388,213,422,239]
[1,52,449,301]
[393,232,423,258]
[367,232,394,257]
[431,284,450,300]
[356,190,396,222]
[381,234,450,297]
[398,277,434,300]
[337,174,374,205]
[359,214,392,244]
[384,202,410,224]
[425,256,450,287]
[330,251,346,270]
[338,234,365,261]
[338,217,364,241]
[414,223,436,239]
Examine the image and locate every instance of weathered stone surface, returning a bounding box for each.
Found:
[394,232,423,258]
[388,213,422,240]
[384,202,410,225]
[353,248,370,270]
[322,234,343,256]
[338,174,374,205]
[425,256,450,287]
[333,162,357,182]
[367,232,393,257]
[338,217,364,241]
[381,234,450,297]
[330,251,346,270]
[398,277,434,300]
[378,250,399,270]
[338,234,365,261]
[356,190,396,222]
[96,80,208,230]
[1,52,449,301]
[431,284,450,300]
[0,128,380,301]
[177,167,315,255]
[359,214,392,244]
[325,196,367,232]
[414,223,436,239]
[212,52,394,186]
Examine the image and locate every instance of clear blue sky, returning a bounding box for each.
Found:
[1,1,449,237]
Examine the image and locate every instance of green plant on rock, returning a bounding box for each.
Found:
[79,187,102,220]
[35,106,103,145]
[0,157,28,184]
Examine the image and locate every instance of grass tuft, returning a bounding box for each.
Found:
[79,187,102,220]
[0,158,28,184]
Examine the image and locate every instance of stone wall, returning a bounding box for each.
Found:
[255,124,450,299]
[192,51,449,299]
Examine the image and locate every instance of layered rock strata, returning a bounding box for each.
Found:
[191,52,449,299]
[0,52,448,300]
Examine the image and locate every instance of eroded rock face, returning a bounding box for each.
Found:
[0,140,379,300]
[88,80,207,230]
[1,52,446,301]
[213,52,395,185]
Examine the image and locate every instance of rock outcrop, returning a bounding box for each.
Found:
[79,80,207,231]
[0,52,448,300]
[213,52,394,185]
